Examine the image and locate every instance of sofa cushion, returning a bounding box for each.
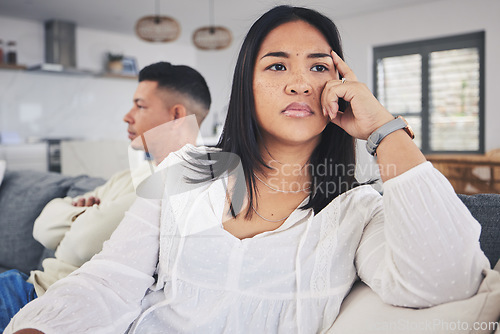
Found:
[66,175,107,198]
[458,193,500,268]
[330,268,500,334]
[0,169,106,274]
[0,170,77,274]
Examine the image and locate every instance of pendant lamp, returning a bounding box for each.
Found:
[135,0,180,42]
[192,0,232,50]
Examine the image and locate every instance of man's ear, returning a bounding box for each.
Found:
[171,104,187,120]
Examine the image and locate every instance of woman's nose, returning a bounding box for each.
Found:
[285,72,312,95]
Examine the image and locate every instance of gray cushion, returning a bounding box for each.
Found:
[0,170,75,274]
[458,193,500,268]
[0,170,106,274]
[66,175,106,198]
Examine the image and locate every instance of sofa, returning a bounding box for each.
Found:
[0,168,499,333]
[0,169,105,274]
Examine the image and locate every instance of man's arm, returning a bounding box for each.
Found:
[53,192,137,267]
[32,170,129,250]
[32,196,88,250]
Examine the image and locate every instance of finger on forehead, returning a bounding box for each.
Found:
[331,51,357,81]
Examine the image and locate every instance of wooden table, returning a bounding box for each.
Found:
[425,154,500,194]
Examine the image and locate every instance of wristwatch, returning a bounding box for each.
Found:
[366,116,415,156]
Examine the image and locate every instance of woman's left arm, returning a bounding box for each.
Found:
[355,163,490,307]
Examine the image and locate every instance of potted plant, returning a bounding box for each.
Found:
[106,53,124,74]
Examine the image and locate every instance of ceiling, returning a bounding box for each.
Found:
[0,0,443,36]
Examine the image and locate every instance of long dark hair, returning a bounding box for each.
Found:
[216,6,358,216]
[188,6,358,217]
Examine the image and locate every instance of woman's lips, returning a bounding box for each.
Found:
[282,102,313,117]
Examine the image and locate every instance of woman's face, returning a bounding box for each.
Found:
[253,20,338,147]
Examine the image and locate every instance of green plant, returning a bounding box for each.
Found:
[107,53,124,62]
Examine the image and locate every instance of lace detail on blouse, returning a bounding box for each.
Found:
[311,205,339,293]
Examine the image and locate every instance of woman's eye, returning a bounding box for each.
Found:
[311,65,328,72]
[268,64,286,71]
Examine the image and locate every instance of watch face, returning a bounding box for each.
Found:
[397,116,415,139]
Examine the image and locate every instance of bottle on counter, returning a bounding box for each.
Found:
[6,40,17,65]
[0,39,4,64]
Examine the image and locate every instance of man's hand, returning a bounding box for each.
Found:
[72,196,101,207]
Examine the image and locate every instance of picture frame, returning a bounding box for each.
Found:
[121,56,138,75]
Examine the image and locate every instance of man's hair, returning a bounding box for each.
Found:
[138,62,211,111]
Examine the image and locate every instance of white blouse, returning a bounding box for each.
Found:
[6,145,489,334]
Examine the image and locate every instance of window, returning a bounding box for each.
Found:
[373,32,485,153]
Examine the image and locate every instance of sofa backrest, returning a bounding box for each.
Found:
[0,169,105,274]
[458,193,500,268]
[0,170,498,274]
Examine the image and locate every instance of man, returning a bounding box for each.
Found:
[0,61,211,331]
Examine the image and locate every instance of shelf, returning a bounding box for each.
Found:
[97,72,138,80]
[0,63,27,70]
[0,64,137,80]
[27,64,94,76]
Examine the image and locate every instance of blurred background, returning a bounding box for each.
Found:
[0,0,498,193]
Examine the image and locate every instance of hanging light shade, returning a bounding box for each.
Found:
[193,26,232,50]
[192,0,232,50]
[135,0,180,42]
[135,16,180,42]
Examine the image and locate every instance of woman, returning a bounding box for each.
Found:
[7,6,488,334]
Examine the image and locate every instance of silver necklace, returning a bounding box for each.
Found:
[251,203,290,223]
[253,172,311,194]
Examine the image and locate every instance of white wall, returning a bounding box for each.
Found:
[333,0,500,151]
